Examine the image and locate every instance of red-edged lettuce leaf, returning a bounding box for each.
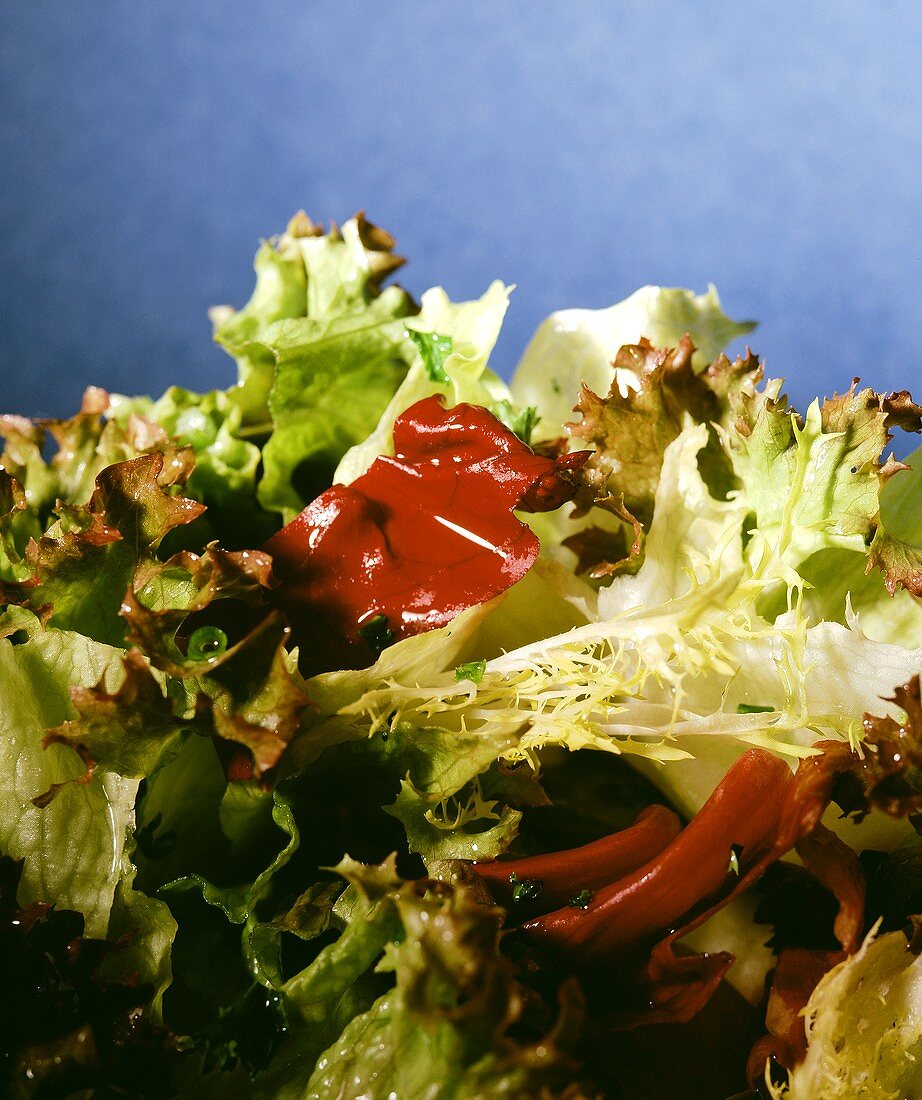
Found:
[264,395,588,674]
[20,451,206,646]
[565,338,761,522]
[38,618,310,802]
[122,545,277,678]
[561,492,645,579]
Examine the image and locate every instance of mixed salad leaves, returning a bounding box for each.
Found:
[2,212,922,1099]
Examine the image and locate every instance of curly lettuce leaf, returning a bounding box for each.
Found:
[870,440,922,596]
[769,922,922,1099]
[1,387,155,517]
[18,450,205,646]
[258,293,414,517]
[109,385,271,548]
[249,856,586,1100]
[211,215,416,518]
[566,339,761,522]
[212,217,310,423]
[511,284,755,440]
[384,775,523,862]
[727,382,922,592]
[211,211,409,427]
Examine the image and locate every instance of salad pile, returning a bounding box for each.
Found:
[2,212,922,1099]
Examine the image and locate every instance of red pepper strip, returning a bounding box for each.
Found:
[523,751,797,956]
[264,396,588,674]
[519,746,861,1028]
[474,804,682,911]
[794,824,865,956]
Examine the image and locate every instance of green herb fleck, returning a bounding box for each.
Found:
[358,613,394,655]
[455,659,487,684]
[489,400,539,445]
[188,625,229,662]
[407,329,452,383]
[568,889,593,909]
[509,872,543,904]
[737,703,774,714]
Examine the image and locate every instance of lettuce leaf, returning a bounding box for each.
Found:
[511,284,754,440]
[251,856,586,1099]
[212,217,310,424]
[109,385,270,549]
[213,215,416,518]
[0,611,136,936]
[769,922,922,1099]
[727,383,922,591]
[1,387,157,517]
[18,450,205,646]
[566,338,761,521]
[870,440,922,597]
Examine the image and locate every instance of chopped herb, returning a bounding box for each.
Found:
[728,843,744,876]
[737,703,774,714]
[357,613,394,654]
[509,872,543,904]
[407,328,452,383]
[568,889,593,909]
[455,659,487,684]
[489,400,539,445]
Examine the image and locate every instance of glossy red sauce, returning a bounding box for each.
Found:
[264,395,587,673]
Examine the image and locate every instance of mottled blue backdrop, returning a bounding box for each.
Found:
[2,2,921,426]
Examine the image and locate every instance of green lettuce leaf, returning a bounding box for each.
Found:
[511,284,755,440]
[0,471,36,586]
[384,775,522,862]
[727,383,922,592]
[212,215,311,424]
[249,856,586,1099]
[103,851,179,1021]
[0,611,136,936]
[768,921,922,1099]
[109,385,270,549]
[212,214,416,517]
[258,296,412,517]
[870,440,922,597]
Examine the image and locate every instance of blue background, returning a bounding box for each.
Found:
[2,2,921,428]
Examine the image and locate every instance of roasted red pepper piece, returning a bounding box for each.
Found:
[474,804,681,911]
[472,746,866,1032]
[264,395,588,673]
